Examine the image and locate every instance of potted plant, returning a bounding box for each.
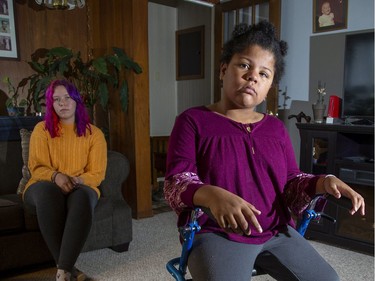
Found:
[277,86,291,122]
[312,81,327,123]
[19,46,142,115]
[2,76,27,116]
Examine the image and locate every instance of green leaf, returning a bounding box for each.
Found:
[92,57,108,75]
[35,102,42,113]
[98,82,109,109]
[19,99,28,107]
[122,58,143,74]
[48,47,73,58]
[107,55,121,71]
[119,81,129,112]
[2,76,9,84]
[112,47,127,61]
[5,98,13,108]
[19,46,143,113]
[130,61,143,74]
[29,61,46,74]
[18,78,29,87]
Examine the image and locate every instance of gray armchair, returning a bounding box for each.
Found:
[82,150,133,253]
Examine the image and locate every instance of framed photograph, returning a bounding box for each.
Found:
[0,0,18,59]
[313,0,348,33]
[176,25,204,80]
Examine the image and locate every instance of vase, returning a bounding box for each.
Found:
[312,103,326,123]
[277,109,291,124]
[6,106,25,117]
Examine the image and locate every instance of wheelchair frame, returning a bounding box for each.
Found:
[166,195,339,281]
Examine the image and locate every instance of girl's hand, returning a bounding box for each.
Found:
[320,175,365,216]
[54,173,76,194]
[70,176,83,186]
[193,185,263,236]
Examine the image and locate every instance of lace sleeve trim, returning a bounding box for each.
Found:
[284,173,316,216]
[164,172,203,215]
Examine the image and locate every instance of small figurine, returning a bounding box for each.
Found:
[288,111,311,123]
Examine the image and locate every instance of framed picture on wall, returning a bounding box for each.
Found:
[176,25,204,80]
[313,0,348,33]
[0,0,18,59]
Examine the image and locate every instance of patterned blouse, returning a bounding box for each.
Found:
[164,106,321,244]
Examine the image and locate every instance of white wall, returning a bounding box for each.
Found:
[280,0,374,108]
[149,0,374,144]
[148,1,212,136]
[176,1,212,115]
[148,2,177,136]
[279,0,374,164]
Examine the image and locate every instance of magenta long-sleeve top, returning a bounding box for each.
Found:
[164,106,321,244]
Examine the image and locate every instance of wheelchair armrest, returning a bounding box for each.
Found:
[326,195,353,210]
[200,206,214,220]
[297,194,353,236]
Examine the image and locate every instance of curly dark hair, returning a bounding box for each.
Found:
[220,21,288,85]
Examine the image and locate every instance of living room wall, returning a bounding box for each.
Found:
[148,2,177,136]
[279,0,374,164]
[0,0,153,219]
[148,0,212,137]
[280,0,374,109]
[0,2,89,114]
[176,1,212,115]
[148,0,374,158]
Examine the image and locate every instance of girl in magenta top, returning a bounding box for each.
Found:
[164,21,365,281]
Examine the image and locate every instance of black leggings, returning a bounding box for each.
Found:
[24,181,98,272]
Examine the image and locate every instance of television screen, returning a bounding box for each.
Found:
[342,30,374,121]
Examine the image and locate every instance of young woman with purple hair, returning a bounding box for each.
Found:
[23,79,107,281]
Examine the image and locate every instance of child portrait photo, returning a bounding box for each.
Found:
[313,0,348,33]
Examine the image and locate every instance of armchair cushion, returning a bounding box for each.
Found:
[0,197,23,233]
[17,129,32,195]
[82,150,133,252]
[100,150,130,199]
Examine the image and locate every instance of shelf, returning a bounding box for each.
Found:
[335,160,374,169]
[0,116,43,141]
[297,122,374,254]
[296,122,374,134]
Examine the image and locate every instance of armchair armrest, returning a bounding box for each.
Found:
[99,150,130,201]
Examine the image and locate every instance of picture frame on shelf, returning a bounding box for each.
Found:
[176,25,204,80]
[313,0,348,33]
[0,0,18,59]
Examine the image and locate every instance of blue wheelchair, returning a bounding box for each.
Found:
[166,195,349,281]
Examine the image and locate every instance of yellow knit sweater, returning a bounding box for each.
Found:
[24,121,107,198]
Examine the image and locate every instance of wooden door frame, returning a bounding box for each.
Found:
[89,0,152,219]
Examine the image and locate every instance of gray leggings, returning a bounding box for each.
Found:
[188,226,340,281]
[24,181,98,272]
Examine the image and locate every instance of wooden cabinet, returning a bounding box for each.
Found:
[297,123,374,255]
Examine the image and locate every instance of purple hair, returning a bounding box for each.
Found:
[44,79,91,138]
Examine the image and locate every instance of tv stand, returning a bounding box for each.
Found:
[348,118,374,126]
[296,123,374,255]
